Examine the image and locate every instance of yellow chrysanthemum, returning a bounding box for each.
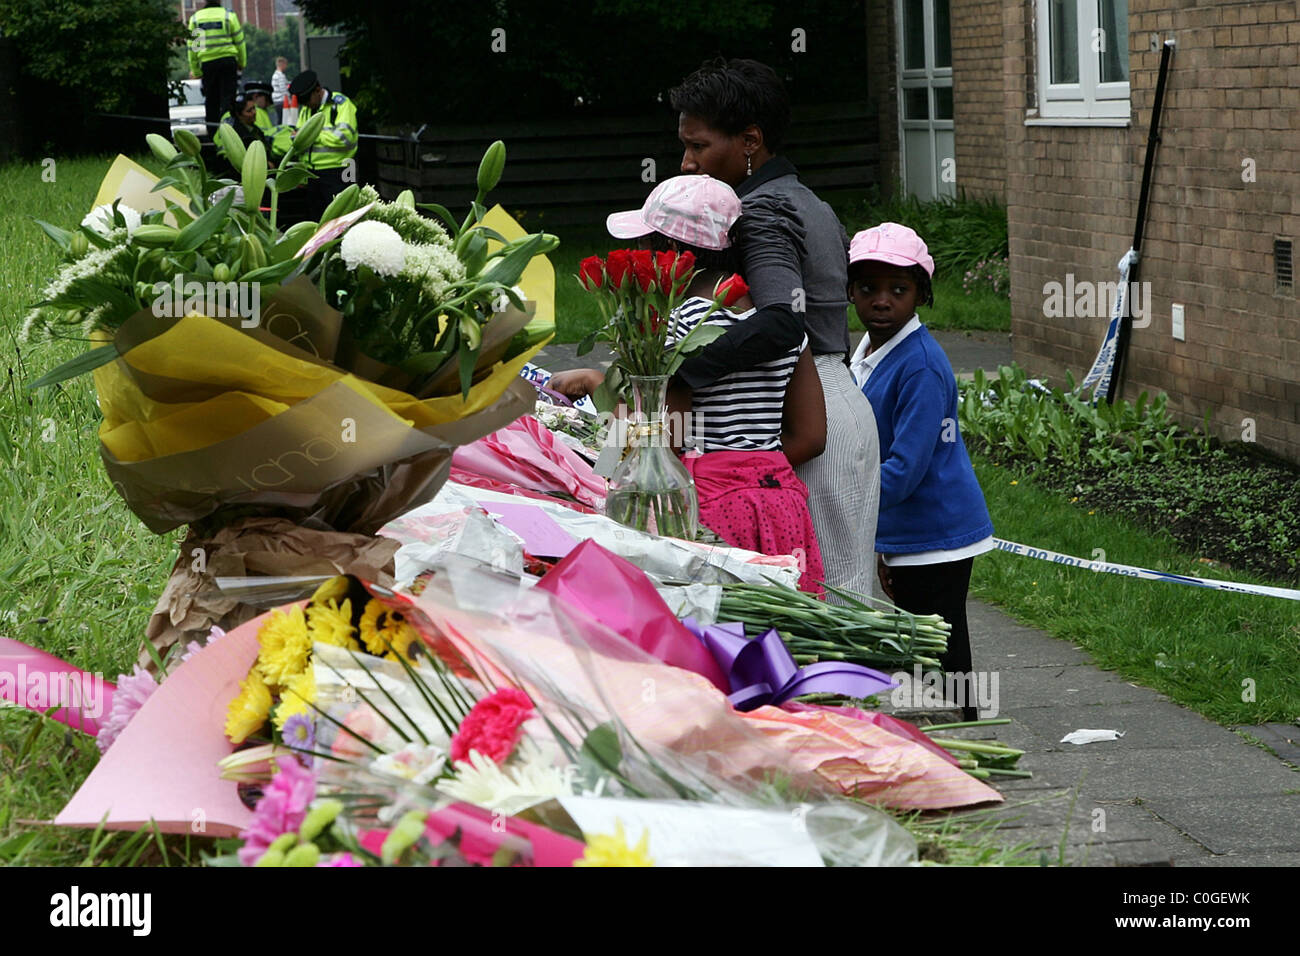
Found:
[574,821,654,867]
[307,598,359,651]
[359,599,420,664]
[272,663,316,731]
[257,604,312,687]
[225,668,272,744]
[310,575,351,606]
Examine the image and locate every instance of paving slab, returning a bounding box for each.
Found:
[1137,794,1300,855]
[1010,701,1247,753]
[1233,723,1300,768]
[968,597,1300,864]
[1014,745,1300,802]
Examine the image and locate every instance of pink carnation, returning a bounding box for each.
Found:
[319,852,363,867]
[237,756,317,866]
[95,665,158,755]
[450,688,534,765]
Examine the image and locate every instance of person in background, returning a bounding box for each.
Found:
[667,58,881,601]
[847,223,994,722]
[289,70,359,221]
[187,0,246,134]
[216,93,271,176]
[242,81,276,135]
[271,56,290,124]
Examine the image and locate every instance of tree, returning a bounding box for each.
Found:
[0,0,186,153]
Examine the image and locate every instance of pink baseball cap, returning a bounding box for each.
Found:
[606,175,742,250]
[849,222,935,276]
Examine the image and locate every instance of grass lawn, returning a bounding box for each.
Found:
[0,154,181,865]
[971,455,1300,727]
[549,229,1010,344]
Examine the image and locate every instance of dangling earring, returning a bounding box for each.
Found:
[746,153,753,177]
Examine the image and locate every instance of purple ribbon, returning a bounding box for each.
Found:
[533,382,575,407]
[682,618,899,712]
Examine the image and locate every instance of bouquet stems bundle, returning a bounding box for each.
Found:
[716,582,949,671]
[922,719,1032,780]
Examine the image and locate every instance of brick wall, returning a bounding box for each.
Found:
[951,0,1006,201]
[998,0,1300,461]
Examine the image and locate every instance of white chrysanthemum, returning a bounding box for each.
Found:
[439,749,577,816]
[370,742,448,787]
[340,220,406,276]
[80,203,141,237]
[402,241,466,300]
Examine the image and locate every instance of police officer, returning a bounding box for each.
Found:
[187,1,246,133]
[288,70,359,220]
[241,81,276,136]
[216,93,272,176]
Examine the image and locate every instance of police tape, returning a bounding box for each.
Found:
[991,538,1300,601]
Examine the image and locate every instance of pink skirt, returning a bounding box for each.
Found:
[683,450,826,595]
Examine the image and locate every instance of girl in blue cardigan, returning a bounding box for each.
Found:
[847,223,994,722]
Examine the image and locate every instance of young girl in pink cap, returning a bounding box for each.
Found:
[847,223,994,720]
[553,175,828,592]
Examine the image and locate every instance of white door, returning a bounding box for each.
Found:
[897,0,955,200]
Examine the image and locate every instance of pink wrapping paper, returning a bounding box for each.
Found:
[536,539,729,691]
[411,567,1001,811]
[54,613,269,835]
[0,637,116,736]
[451,415,606,510]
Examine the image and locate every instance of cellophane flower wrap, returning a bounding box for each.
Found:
[212,561,921,866]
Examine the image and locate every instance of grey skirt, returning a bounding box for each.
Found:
[794,354,881,601]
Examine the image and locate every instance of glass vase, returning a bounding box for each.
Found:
[604,375,698,540]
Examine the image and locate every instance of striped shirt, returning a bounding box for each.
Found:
[668,296,807,453]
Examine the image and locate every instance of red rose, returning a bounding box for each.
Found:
[716,273,750,307]
[630,249,657,294]
[655,251,677,294]
[578,255,605,291]
[606,250,634,290]
[671,251,696,295]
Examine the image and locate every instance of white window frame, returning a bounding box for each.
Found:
[1032,0,1130,124]
[896,0,954,198]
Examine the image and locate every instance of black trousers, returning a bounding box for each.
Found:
[886,557,979,720]
[201,57,240,130]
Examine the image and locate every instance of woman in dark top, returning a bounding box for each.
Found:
[669,59,880,600]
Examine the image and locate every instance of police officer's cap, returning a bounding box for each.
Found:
[288,70,319,98]
[244,80,273,95]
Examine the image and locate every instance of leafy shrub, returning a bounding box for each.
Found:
[959,364,1189,471]
[962,257,1009,296]
[960,363,1300,582]
[843,190,1009,277]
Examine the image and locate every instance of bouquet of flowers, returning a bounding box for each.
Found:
[574,249,746,405]
[20,127,559,658]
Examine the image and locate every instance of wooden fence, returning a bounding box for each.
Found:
[374,102,878,228]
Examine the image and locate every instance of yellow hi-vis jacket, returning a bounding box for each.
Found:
[296,90,359,170]
[188,6,246,74]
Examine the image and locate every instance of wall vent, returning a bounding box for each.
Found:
[1275,238,1294,294]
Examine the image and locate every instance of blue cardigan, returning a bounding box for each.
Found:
[860,326,993,554]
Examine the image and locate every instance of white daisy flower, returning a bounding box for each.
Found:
[340,220,406,276]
